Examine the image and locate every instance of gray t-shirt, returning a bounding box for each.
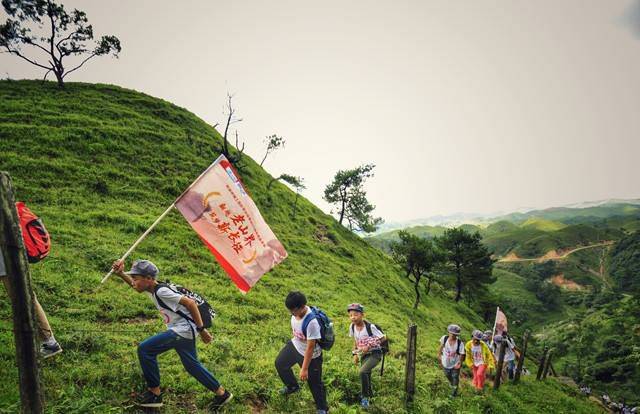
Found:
[148,286,197,339]
[0,254,6,277]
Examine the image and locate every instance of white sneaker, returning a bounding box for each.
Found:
[40,341,63,359]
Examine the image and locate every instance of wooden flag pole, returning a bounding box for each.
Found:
[100,202,175,284]
[100,155,226,284]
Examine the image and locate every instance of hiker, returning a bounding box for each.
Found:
[111,259,232,409]
[275,291,329,414]
[438,324,465,397]
[482,330,493,346]
[0,201,62,358]
[465,329,495,392]
[347,303,387,408]
[491,334,517,380]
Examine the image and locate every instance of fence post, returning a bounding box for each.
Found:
[0,171,44,413]
[493,340,507,390]
[404,324,417,404]
[542,349,554,380]
[536,346,548,381]
[514,331,529,383]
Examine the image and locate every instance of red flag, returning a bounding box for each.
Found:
[175,155,287,293]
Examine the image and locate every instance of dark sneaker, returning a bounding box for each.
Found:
[137,390,163,408]
[40,341,63,359]
[278,385,300,396]
[210,390,233,410]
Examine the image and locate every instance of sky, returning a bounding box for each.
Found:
[2,1,640,223]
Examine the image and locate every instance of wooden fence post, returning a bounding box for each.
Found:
[514,331,529,383]
[542,349,554,380]
[493,340,507,390]
[536,346,548,381]
[0,171,44,413]
[404,324,417,404]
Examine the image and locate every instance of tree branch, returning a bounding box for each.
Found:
[3,46,51,70]
[61,52,96,78]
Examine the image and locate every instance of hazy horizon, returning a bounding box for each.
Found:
[2,1,639,222]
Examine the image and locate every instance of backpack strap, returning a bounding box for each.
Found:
[300,308,316,339]
[154,284,196,326]
[364,321,373,337]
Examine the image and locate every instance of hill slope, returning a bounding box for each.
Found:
[0,80,603,413]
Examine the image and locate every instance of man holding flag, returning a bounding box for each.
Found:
[111,259,233,410]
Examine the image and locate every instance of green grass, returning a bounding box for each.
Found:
[0,80,604,413]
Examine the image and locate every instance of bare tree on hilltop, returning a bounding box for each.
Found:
[216,93,246,170]
[0,0,121,88]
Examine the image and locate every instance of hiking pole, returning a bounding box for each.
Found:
[100,203,176,284]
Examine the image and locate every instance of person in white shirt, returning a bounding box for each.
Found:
[347,303,387,408]
[111,259,232,410]
[275,291,329,414]
[438,324,465,397]
[492,333,517,380]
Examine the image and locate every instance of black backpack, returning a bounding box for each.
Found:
[153,282,216,329]
[301,306,335,350]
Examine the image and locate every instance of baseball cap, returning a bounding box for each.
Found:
[125,259,159,278]
[347,303,364,313]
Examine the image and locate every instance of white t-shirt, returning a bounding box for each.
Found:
[149,286,197,339]
[493,338,516,362]
[440,335,465,369]
[291,306,322,359]
[349,322,385,352]
[471,344,485,366]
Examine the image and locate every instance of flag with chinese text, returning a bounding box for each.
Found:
[175,155,287,293]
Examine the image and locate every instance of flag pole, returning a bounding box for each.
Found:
[100,155,226,285]
[100,202,176,284]
[490,306,499,347]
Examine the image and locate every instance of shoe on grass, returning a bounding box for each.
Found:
[278,384,300,395]
[137,390,163,408]
[360,397,370,408]
[210,390,233,410]
[40,341,63,359]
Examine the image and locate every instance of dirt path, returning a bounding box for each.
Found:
[497,241,614,263]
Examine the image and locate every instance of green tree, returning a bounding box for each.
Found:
[609,231,640,298]
[0,0,121,87]
[260,134,285,167]
[267,174,305,218]
[323,164,382,233]
[437,227,495,302]
[390,231,444,309]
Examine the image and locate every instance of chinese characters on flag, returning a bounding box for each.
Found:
[175,155,287,293]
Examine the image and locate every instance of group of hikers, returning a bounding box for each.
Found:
[4,202,632,413]
[599,392,638,413]
[110,258,389,412]
[438,324,520,398]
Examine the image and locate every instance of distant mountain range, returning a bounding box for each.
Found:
[373,198,640,234]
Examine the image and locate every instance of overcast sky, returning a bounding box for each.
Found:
[2,1,639,222]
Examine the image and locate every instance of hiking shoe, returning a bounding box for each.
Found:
[137,390,163,408]
[210,390,233,410]
[317,410,328,414]
[278,385,300,395]
[40,341,63,359]
[360,397,370,408]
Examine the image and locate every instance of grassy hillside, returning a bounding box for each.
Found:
[0,80,603,414]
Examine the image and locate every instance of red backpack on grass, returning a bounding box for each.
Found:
[16,202,50,263]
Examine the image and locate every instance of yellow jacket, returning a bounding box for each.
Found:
[464,340,495,369]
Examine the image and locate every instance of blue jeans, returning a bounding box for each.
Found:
[507,359,516,380]
[138,330,220,391]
